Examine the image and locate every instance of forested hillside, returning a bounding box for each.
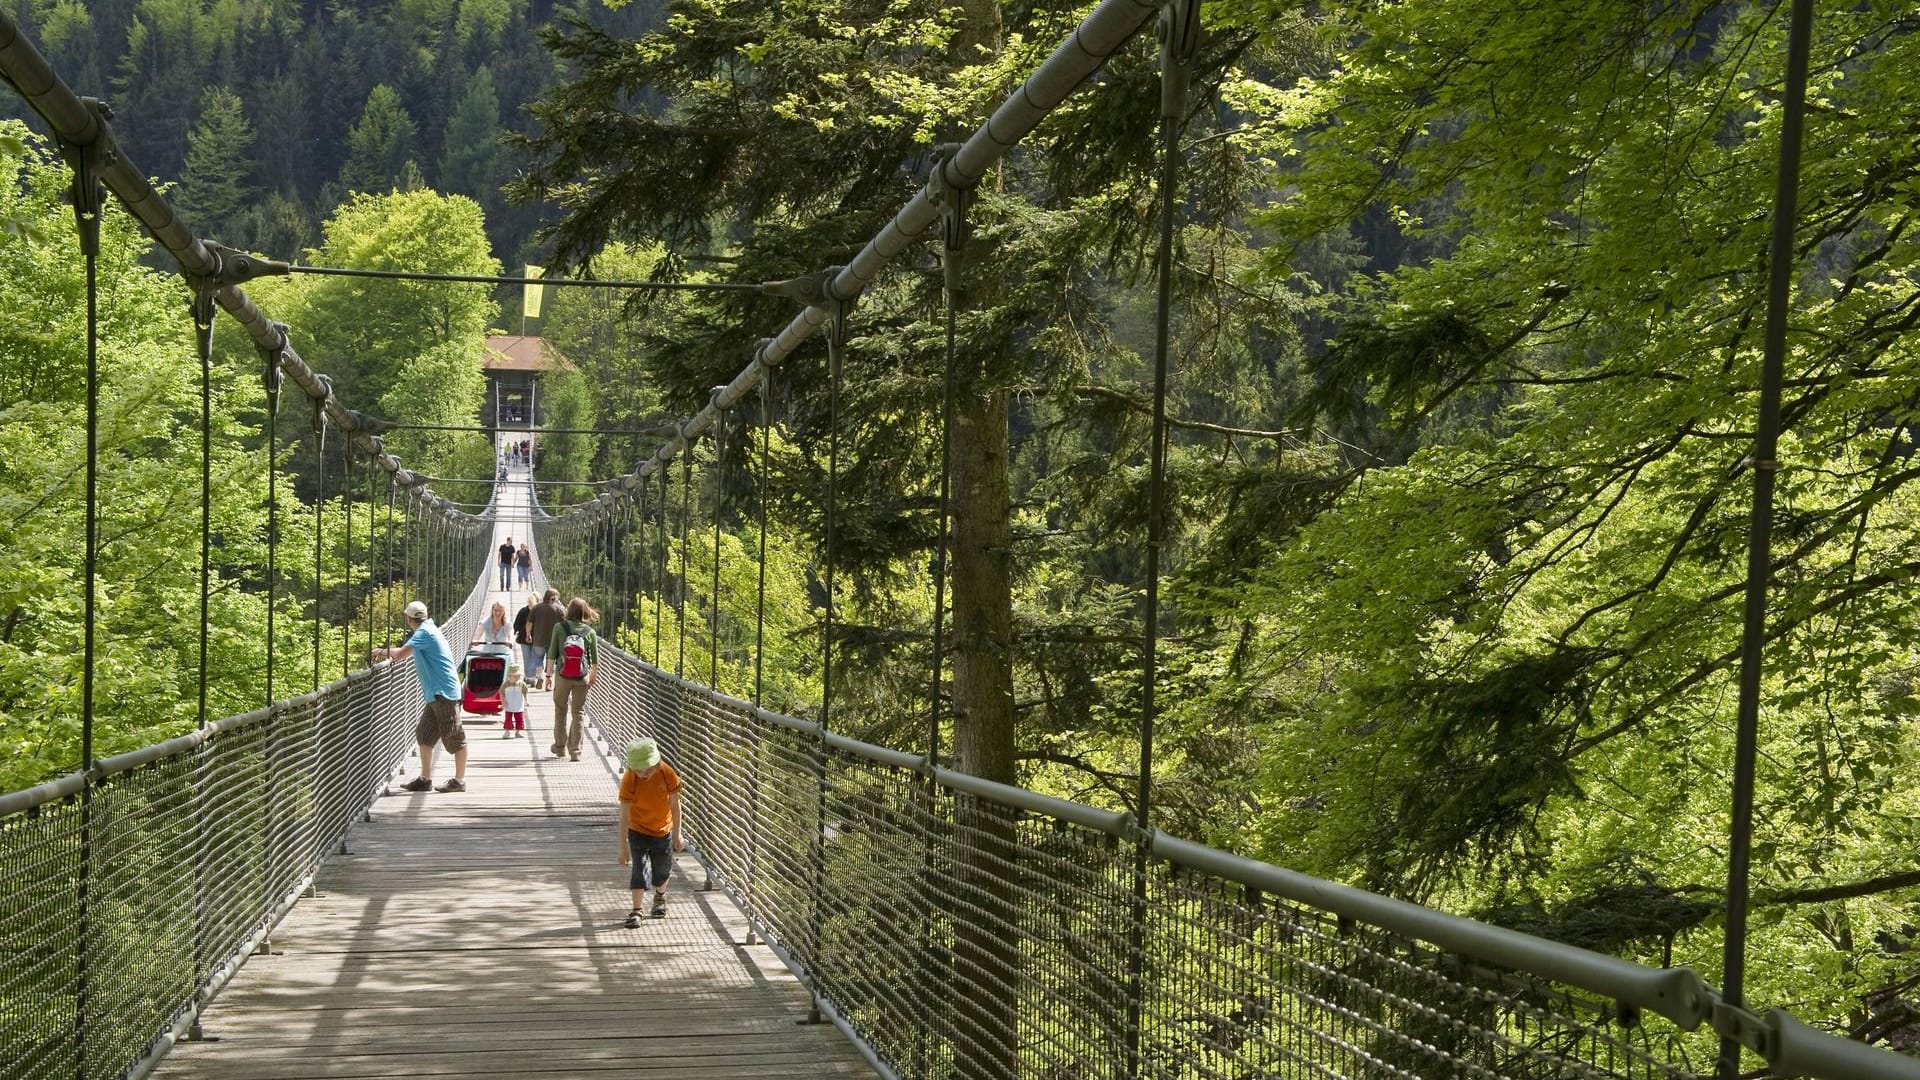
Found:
[0,0,658,263]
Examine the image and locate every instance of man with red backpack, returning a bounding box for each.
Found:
[548,596,600,761]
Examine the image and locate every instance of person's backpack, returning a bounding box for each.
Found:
[558,625,590,679]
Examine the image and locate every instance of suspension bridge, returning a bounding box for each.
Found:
[2,0,1917,1078]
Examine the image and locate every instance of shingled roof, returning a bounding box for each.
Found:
[483,335,576,372]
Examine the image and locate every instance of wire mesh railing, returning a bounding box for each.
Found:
[0,560,488,1080]
[585,644,1920,1080]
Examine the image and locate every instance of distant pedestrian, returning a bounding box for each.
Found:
[528,588,566,691]
[548,596,600,762]
[516,543,533,587]
[375,600,467,794]
[500,663,527,738]
[617,737,683,926]
[497,536,516,590]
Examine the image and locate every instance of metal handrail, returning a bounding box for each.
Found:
[0,560,490,1080]
[581,643,1920,1080]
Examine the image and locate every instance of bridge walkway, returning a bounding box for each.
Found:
[149,506,877,1079]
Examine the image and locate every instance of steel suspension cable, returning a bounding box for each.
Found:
[264,353,282,705]
[66,130,103,1080]
[655,467,668,663]
[312,403,327,691]
[711,404,727,693]
[384,475,397,645]
[192,284,215,731]
[189,279,216,1045]
[341,439,353,673]
[1719,0,1816,1077]
[811,301,847,1025]
[287,263,769,293]
[930,172,969,771]
[677,450,691,677]
[920,165,970,1080]
[755,371,772,708]
[364,462,377,655]
[632,495,645,654]
[613,500,627,644]
[1126,4,1196,1073]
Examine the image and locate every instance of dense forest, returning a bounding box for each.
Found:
[0,0,1916,1055]
[0,0,659,263]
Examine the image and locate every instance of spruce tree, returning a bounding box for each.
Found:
[439,67,503,213]
[175,86,255,241]
[338,84,418,195]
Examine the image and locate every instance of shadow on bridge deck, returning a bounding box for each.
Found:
[149,666,877,1079]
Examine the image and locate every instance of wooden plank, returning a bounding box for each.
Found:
[150,530,878,1080]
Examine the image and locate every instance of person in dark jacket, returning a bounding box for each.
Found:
[528,588,567,691]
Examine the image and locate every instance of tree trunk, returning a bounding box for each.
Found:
[950,384,1015,786]
[948,385,1020,1080]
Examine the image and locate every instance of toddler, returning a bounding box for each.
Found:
[500,663,528,738]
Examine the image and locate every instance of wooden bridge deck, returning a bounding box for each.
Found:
[153,500,878,1079]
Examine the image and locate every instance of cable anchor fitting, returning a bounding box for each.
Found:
[58,99,116,258]
[257,321,289,406]
[201,242,292,287]
[1156,0,1201,121]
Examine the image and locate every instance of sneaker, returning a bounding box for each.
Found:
[501,729,513,739]
[570,753,582,762]
[651,892,667,918]
[550,746,565,758]
[398,776,433,793]
[435,777,466,793]
[623,910,643,929]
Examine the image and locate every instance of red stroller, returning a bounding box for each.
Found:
[460,644,512,715]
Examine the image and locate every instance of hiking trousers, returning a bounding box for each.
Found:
[552,675,588,757]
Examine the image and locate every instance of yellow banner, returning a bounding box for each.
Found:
[522,265,547,320]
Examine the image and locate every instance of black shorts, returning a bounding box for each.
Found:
[628,830,673,892]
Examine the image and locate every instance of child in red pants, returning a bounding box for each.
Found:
[500,664,528,738]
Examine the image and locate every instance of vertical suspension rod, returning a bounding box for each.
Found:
[677,446,692,677]
[63,119,104,1080]
[1719,0,1816,1076]
[1126,3,1195,1073]
[712,403,727,692]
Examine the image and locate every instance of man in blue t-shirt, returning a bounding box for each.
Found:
[374,600,468,793]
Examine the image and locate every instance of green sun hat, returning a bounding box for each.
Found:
[625,737,660,771]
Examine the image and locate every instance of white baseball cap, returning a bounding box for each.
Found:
[402,601,429,621]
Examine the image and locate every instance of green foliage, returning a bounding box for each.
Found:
[0,127,363,788]
[293,189,498,410]
[532,365,595,494]
[338,85,419,196]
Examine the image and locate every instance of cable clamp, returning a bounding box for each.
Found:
[57,98,115,257]
[1156,0,1201,120]
[257,321,289,399]
[928,143,974,256]
[310,374,333,436]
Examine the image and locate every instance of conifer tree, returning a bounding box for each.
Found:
[176,86,255,240]
[338,84,418,195]
[439,67,503,212]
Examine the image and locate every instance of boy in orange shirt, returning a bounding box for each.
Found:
[617,737,685,927]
